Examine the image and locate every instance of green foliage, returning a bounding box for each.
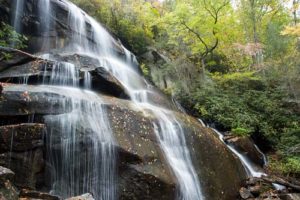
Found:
[231,127,251,137]
[0,22,27,49]
[269,156,300,177]
[140,63,150,77]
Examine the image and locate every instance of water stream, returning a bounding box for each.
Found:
[198,119,286,190]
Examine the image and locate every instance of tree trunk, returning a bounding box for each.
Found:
[293,0,299,25]
[201,58,206,78]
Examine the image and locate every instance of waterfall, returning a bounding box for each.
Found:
[199,122,286,191]
[12,0,24,33]
[59,1,204,199]
[38,0,51,51]
[153,110,204,200]
[11,0,24,47]
[11,0,204,199]
[44,87,116,199]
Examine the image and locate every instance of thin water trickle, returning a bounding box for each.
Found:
[12,0,24,33]
[38,0,51,51]
[209,127,286,190]
[211,128,265,177]
[45,88,116,199]
[84,71,92,89]
[153,110,204,200]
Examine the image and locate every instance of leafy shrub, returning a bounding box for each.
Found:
[0,22,27,49]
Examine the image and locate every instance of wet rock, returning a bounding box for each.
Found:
[0,59,53,84]
[0,149,44,189]
[0,123,45,153]
[0,166,14,182]
[240,187,253,199]
[0,84,72,116]
[0,47,37,72]
[0,167,18,200]
[65,193,94,200]
[225,135,265,167]
[280,193,300,200]
[0,0,125,55]
[176,115,247,200]
[19,189,61,200]
[119,165,176,200]
[90,67,129,98]
[0,179,18,200]
[0,51,129,98]
[249,185,262,197]
[49,53,130,98]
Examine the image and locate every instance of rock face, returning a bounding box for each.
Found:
[0,0,249,199]
[0,0,125,55]
[0,83,246,200]
[0,166,18,200]
[0,47,129,98]
[238,176,300,200]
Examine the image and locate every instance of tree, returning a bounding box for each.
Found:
[163,0,230,75]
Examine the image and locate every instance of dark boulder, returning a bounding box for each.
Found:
[225,135,265,167]
[19,189,61,200]
[239,187,253,199]
[0,166,14,182]
[280,193,300,200]
[0,123,45,153]
[0,149,44,189]
[0,84,72,116]
[0,47,37,72]
[65,193,94,200]
[0,50,130,98]
[90,67,129,98]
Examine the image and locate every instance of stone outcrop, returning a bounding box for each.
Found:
[225,135,266,167]
[65,193,94,200]
[0,0,125,55]
[239,176,300,200]
[0,166,18,200]
[0,123,45,153]
[0,47,129,98]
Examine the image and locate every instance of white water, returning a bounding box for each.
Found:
[11,0,24,47]
[12,0,24,33]
[45,87,116,199]
[43,62,79,86]
[84,71,92,89]
[38,0,51,50]
[153,109,204,200]
[211,128,265,177]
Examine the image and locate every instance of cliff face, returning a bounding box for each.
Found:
[0,0,247,199]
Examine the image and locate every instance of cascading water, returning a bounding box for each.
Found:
[59,1,204,199]
[153,110,204,200]
[211,128,265,177]
[44,87,116,199]
[199,120,286,190]
[11,0,204,199]
[11,0,24,33]
[38,0,51,50]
